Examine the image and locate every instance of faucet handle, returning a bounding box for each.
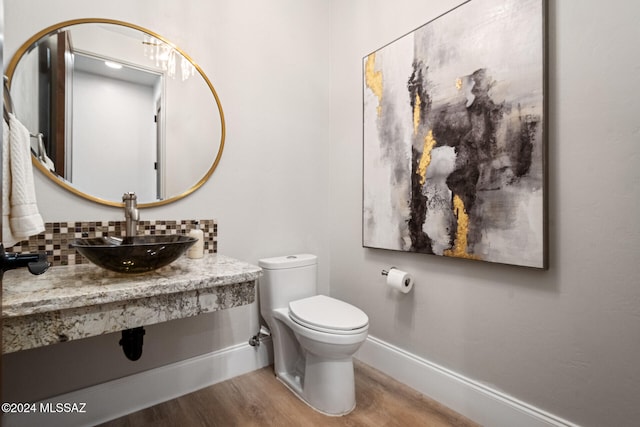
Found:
[122,192,137,202]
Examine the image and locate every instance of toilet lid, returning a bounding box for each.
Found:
[289,295,368,332]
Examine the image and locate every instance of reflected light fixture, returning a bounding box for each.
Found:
[143,35,195,81]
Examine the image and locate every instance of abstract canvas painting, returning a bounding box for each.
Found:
[363,0,547,268]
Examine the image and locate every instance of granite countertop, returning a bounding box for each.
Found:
[2,254,262,318]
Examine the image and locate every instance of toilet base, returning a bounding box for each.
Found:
[276,353,357,416]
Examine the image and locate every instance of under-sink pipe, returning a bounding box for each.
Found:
[119,327,145,361]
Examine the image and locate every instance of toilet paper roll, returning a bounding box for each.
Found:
[386,268,414,294]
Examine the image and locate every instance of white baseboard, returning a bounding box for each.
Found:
[3,339,273,427]
[4,335,579,427]
[355,335,579,427]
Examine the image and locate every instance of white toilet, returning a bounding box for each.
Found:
[258,254,369,416]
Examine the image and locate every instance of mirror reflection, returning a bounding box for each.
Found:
[7,19,225,207]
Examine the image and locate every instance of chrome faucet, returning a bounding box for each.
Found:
[123,192,139,237]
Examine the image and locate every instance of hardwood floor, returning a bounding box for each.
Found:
[99,361,479,427]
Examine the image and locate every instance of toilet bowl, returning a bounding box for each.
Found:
[258,254,369,416]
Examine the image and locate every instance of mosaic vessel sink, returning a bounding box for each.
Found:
[71,235,197,274]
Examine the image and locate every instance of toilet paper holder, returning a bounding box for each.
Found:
[381,267,414,293]
[381,267,397,276]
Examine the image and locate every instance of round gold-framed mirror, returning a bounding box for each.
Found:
[6,18,225,208]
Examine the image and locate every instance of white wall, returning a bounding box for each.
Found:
[3,0,331,402]
[73,70,157,201]
[164,61,221,199]
[328,1,640,426]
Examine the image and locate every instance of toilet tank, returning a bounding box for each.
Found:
[258,254,317,313]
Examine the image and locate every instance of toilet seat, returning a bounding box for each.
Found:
[289,295,369,335]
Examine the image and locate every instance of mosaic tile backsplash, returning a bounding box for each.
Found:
[5,219,217,267]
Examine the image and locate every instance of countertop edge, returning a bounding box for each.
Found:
[2,254,262,318]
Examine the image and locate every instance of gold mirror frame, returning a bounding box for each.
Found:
[6,18,226,208]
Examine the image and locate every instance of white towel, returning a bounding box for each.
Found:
[2,118,14,245]
[2,113,45,247]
